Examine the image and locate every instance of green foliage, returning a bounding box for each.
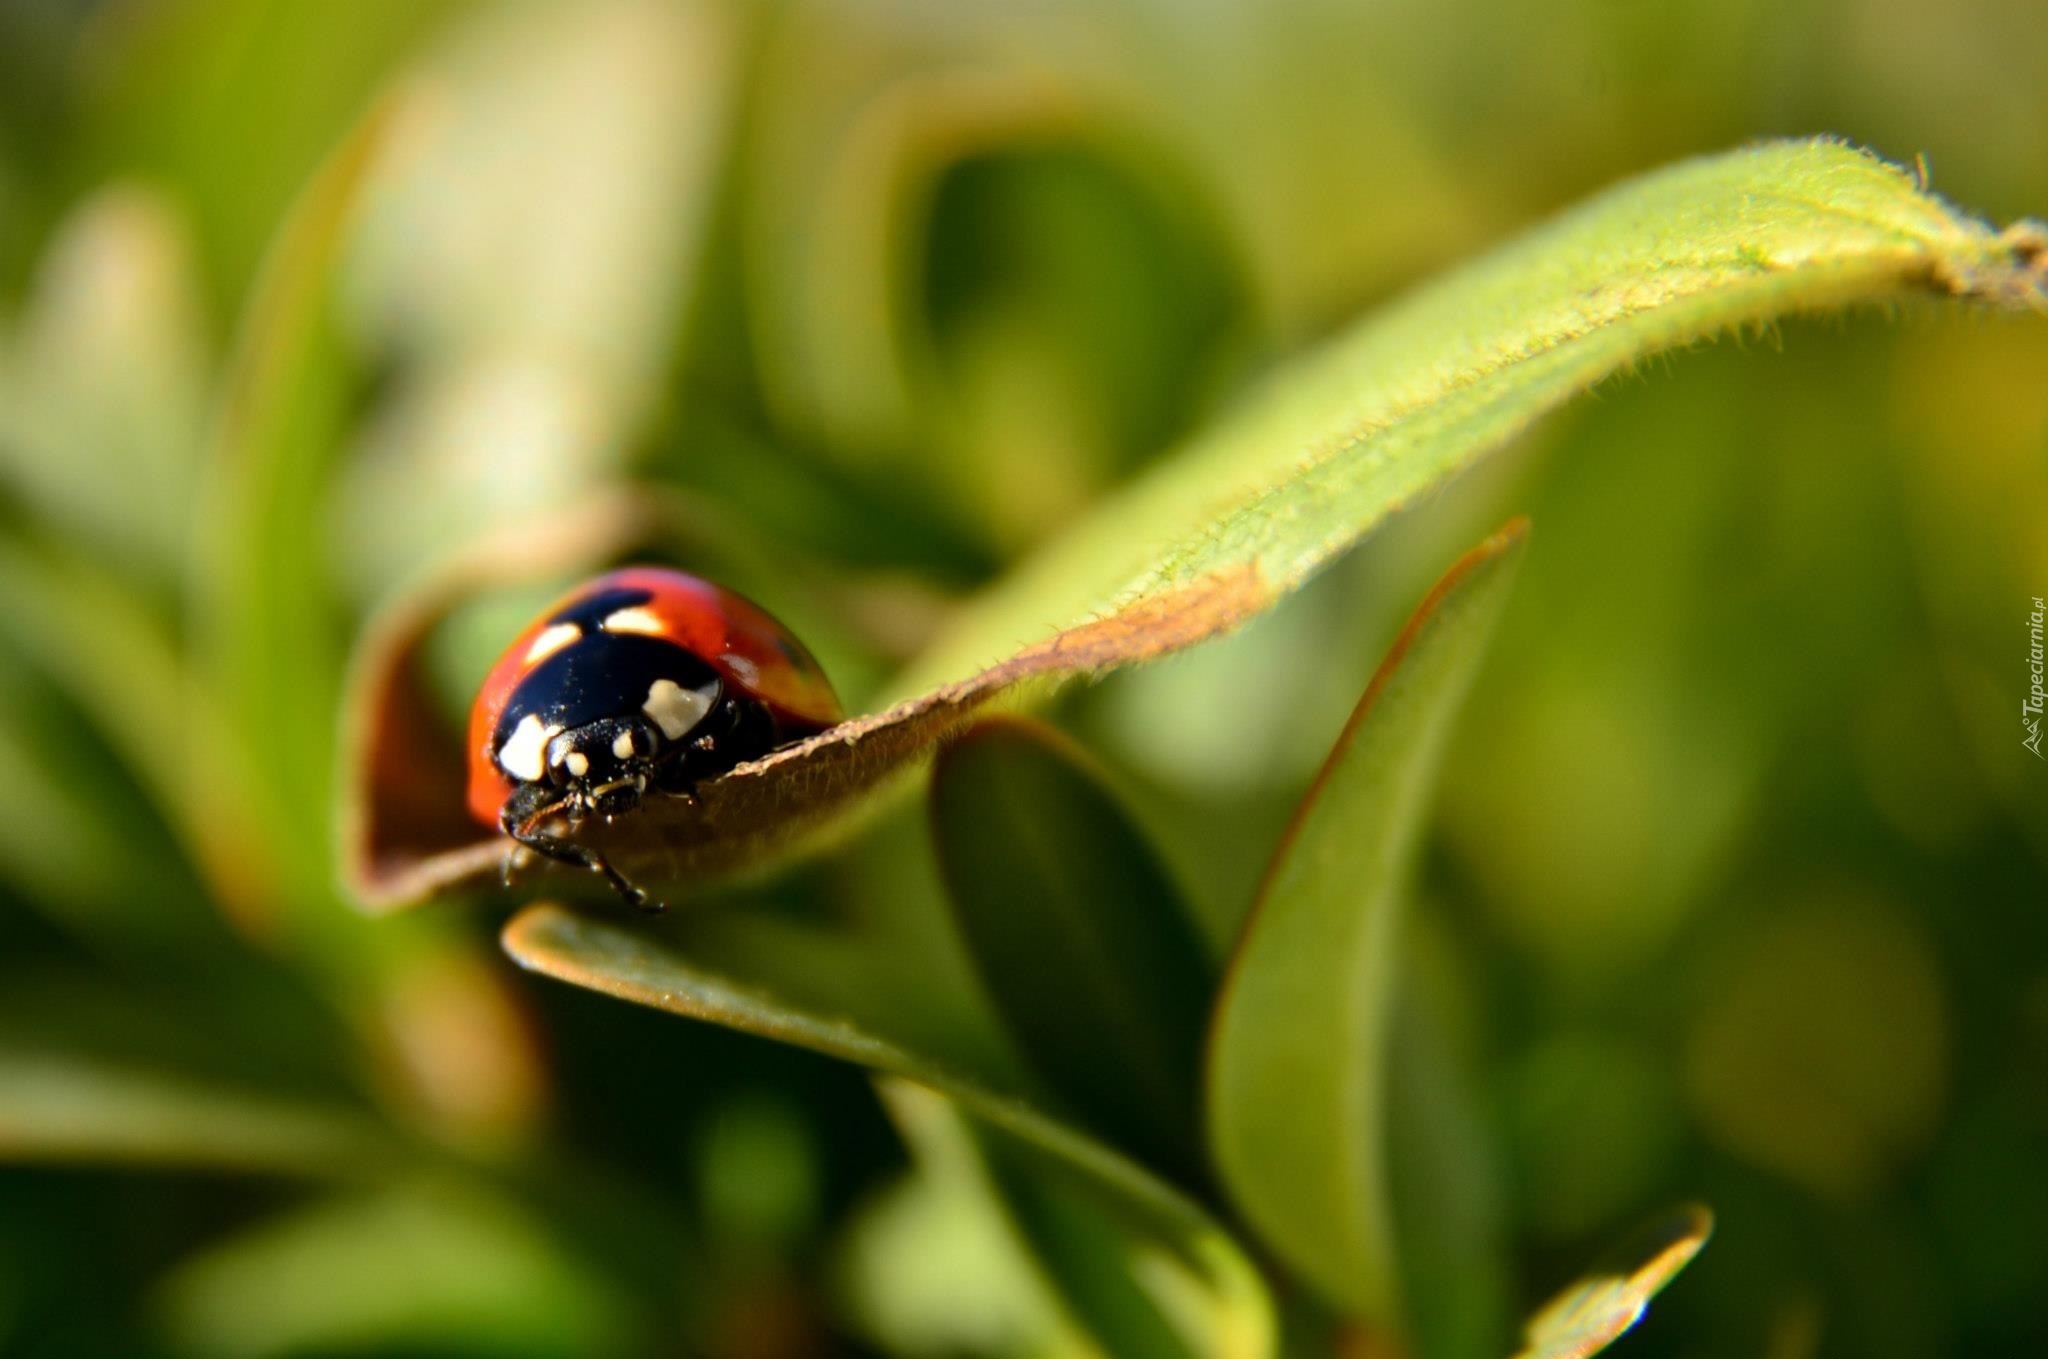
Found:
[1,1,2046,1356]
[931,719,1215,1184]
[505,524,1691,1358]
[354,138,2045,909]
[500,902,1275,1358]
[901,141,2046,693]
[1207,522,1523,1327]
[1508,1206,1713,1359]
[152,1178,635,1359]
[0,1053,391,1174]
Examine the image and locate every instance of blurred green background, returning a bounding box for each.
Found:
[1,0,2045,1355]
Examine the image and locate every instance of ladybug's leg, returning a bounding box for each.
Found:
[499,782,659,913]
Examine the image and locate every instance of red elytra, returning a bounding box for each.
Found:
[464,566,844,829]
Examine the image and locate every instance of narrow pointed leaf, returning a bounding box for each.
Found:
[931,718,1213,1182]
[357,140,2047,909]
[502,902,1274,1357]
[1206,521,1526,1320]
[1385,985,1512,1359]
[1510,1205,1713,1359]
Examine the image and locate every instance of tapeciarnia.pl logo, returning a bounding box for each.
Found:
[2027,596,2045,758]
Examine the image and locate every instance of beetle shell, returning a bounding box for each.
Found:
[465,567,843,828]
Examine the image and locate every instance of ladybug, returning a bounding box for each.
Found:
[467,566,843,910]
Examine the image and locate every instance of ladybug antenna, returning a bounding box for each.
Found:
[499,783,660,913]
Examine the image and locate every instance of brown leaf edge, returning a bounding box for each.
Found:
[342,488,1265,912]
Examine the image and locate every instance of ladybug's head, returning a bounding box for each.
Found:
[543,716,663,816]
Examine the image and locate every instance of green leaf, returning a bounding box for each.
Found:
[930,718,1214,1183]
[0,536,260,921]
[1385,977,1512,1359]
[191,97,393,923]
[840,1078,1102,1359]
[974,1142,1202,1359]
[1509,1204,1713,1359]
[335,0,737,594]
[894,1081,1248,1359]
[82,0,464,311]
[0,1051,392,1176]
[1205,521,1526,1322]
[0,186,209,579]
[501,902,1274,1357]
[151,1178,634,1359]
[342,494,656,909]
[896,141,2043,695]
[357,139,2046,909]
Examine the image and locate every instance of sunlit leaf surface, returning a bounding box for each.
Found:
[351,139,2047,910]
[1509,1204,1713,1359]
[1206,522,1525,1321]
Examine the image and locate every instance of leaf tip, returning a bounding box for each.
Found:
[1512,1202,1714,1359]
[1935,217,2048,312]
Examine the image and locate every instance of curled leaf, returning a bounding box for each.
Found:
[350,140,2047,910]
[342,493,662,909]
[348,529,1261,911]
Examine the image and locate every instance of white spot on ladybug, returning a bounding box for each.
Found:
[643,678,714,739]
[602,606,667,637]
[497,714,558,782]
[524,622,581,664]
[563,751,590,778]
[723,653,759,688]
[613,729,639,760]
